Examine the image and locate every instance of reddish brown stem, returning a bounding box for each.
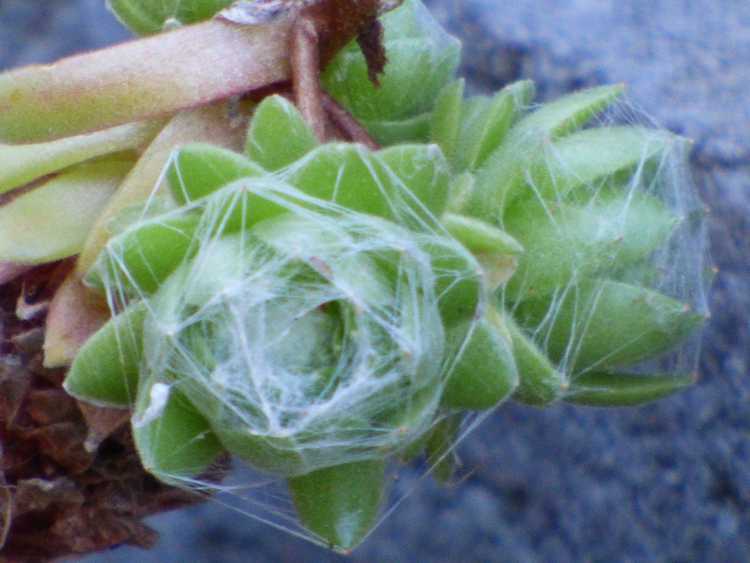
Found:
[322,93,380,150]
[291,17,328,142]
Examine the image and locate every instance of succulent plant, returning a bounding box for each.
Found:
[0,0,708,557]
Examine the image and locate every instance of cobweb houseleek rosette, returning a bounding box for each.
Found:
[429,73,709,407]
[49,0,711,555]
[62,79,709,558]
[64,92,488,549]
[139,187,457,477]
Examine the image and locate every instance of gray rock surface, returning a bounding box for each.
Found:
[1,1,747,561]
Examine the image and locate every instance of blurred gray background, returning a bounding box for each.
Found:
[1,1,747,561]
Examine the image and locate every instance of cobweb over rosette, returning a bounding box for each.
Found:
[451,82,711,405]
[60,0,710,553]
[64,89,489,550]
[138,176,465,478]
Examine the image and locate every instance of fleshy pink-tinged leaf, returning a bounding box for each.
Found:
[289,460,386,553]
[87,213,200,295]
[0,120,161,196]
[503,192,676,301]
[245,95,318,171]
[442,309,518,410]
[468,84,624,218]
[168,143,264,204]
[64,303,146,408]
[0,157,132,264]
[0,20,292,143]
[76,104,248,276]
[514,279,706,373]
[430,79,465,165]
[108,0,234,35]
[133,376,224,485]
[564,371,695,407]
[43,274,111,368]
[377,143,450,219]
[505,314,567,406]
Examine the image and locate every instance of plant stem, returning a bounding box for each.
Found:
[291,16,328,142]
[322,93,380,149]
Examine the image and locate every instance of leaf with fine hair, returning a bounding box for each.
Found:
[64,303,146,408]
[468,84,625,218]
[564,371,695,407]
[513,279,706,373]
[289,460,386,553]
[245,95,318,171]
[505,313,567,406]
[442,308,518,410]
[168,144,265,204]
[133,375,225,486]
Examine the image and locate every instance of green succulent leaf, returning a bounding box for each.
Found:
[196,176,296,235]
[0,156,132,264]
[361,112,432,146]
[455,80,535,172]
[442,308,518,410]
[289,460,386,553]
[443,213,523,256]
[443,213,523,289]
[245,95,318,171]
[377,143,451,219]
[503,190,676,301]
[422,237,484,327]
[518,84,624,139]
[108,0,233,35]
[518,126,675,203]
[468,84,625,218]
[0,120,159,196]
[86,212,199,295]
[505,313,567,406]
[133,375,225,486]
[322,0,460,133]
[425,413,461,483]
[430,79,465,165]
[214,427,308,476]
[167,143,265,204]
[514,279,706,373]
[564,371,695,407]
[285,143,394,218]
[64,302,146,408]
